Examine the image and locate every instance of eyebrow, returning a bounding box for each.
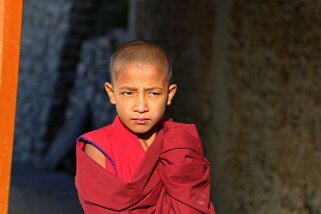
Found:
[144,87,163,91]
[119,87,137,91]
[119,87,163,91]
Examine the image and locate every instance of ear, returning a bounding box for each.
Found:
[105,82,116,104]
[166,84,177,105]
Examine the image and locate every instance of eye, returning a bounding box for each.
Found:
[148,92,161,96]
[121,91,133,96]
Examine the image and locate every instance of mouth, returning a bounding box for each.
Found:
[132,118,150,125]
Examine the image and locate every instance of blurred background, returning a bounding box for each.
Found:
[9,0,321,213]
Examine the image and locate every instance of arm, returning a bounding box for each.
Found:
[84,143,105,168]
[158,149,214,214]
[157,123,215,213]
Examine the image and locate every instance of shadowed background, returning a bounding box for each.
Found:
[10,0,321,213]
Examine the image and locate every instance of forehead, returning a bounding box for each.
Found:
[114,61,168,81]
[114,62,168,84]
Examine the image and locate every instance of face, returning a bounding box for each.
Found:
[105,62,177,141]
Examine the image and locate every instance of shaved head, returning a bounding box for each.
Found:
[110,40,172,83]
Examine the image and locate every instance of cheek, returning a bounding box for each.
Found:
[115,100,130,111]
[154,101,167,113]
[117,102,131,110]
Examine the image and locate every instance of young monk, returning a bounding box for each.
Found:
[75,40,215,213]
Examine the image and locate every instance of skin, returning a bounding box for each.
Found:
[85,61,177,168]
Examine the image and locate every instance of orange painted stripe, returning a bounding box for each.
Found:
[0,0,23,213]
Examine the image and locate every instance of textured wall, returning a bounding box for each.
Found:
[226,1,321,213]
[66,36,117,131]
[15,0,127,165]
[15,0,73,163]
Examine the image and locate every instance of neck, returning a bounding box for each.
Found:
[137,131,157,151]
[136,119,165,150]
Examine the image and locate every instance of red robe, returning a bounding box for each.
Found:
[75,117,215,213]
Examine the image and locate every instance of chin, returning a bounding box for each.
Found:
[131,127,152,135]
[129,124,157,135]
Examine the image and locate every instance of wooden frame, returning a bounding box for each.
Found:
[0,0,23,213]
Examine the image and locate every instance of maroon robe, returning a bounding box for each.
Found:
[75,117,215,213]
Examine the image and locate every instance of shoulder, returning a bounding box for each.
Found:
[84,143,106,168]
[79,124,113,143]
[77,124,114,168]
[77,124,114,159]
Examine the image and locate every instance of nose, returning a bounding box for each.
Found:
[133,94,149,113]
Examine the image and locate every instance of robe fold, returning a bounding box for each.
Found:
[75,117,215,213]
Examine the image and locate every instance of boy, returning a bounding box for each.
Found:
[75,40,215,213]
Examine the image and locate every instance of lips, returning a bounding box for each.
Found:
[132,118,150,125]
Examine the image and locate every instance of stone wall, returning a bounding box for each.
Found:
[15,0,128,165]
[44,0,101,145]
[66,35,119,131]
[15,0,74,163]
[226,1,321,213]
